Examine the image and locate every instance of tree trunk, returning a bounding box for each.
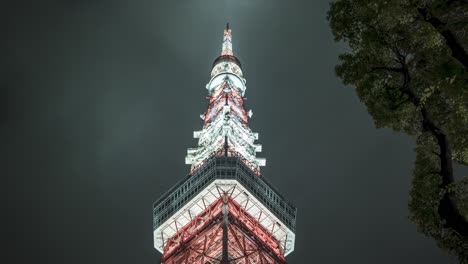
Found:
[424,116,468,238]
[402,74,468,238]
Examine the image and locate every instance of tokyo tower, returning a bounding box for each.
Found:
[153,24,297,264]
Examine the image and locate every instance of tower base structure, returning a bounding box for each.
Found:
[162,195,286,264]
[153,157,296,264]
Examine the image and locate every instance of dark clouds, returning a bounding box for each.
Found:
[4,0,457,263]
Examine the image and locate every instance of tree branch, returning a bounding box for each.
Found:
[391,98,409,110]
[417,7,468,70]
[370,66,405,73]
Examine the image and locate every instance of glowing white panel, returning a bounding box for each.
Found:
[254,144,262,152]
[207,73,246,95]
[193,131,202,138]
[256,158,266,167]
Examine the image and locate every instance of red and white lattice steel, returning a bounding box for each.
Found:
[185,24,265,175]
[154,24,295,264]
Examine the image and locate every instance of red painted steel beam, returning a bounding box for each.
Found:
[161,196,286,264]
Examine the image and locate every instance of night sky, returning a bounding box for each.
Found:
[4,0,460,263]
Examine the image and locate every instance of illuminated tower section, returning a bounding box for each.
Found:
[185,24,264,176]
[153,24,296,264]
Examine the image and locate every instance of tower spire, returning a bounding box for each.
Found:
[221,22,233,56]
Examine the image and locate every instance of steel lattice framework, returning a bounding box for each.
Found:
[153,24,296,264]
[162,195,286,264]
[185,24,264,175]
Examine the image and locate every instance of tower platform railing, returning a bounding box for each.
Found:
[153,156,297,232]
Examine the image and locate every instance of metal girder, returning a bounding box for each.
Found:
[161,196,286,264]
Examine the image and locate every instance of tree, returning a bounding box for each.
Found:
[327,0,468,261]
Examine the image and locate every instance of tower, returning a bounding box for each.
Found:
[153,24,296,264]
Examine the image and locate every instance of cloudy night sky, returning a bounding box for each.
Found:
[4,0,462,263]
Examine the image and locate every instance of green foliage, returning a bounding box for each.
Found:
[410,134,468,262]
[328,0,468,261]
